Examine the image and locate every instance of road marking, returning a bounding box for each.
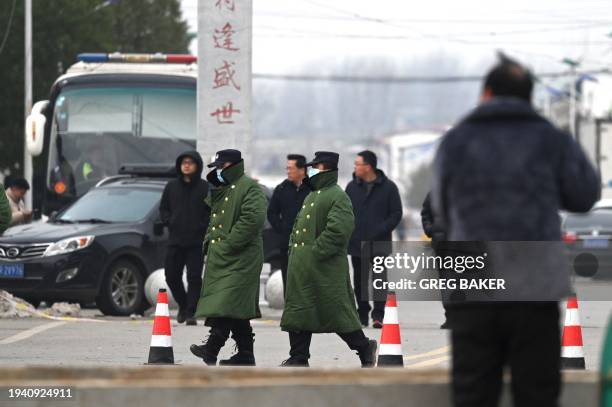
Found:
[405,355,450,369]
[403,346,450,361]
[0,321,67,345]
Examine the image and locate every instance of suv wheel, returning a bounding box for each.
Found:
[96,259,145,316]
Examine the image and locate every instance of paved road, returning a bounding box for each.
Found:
[0,299,609,370]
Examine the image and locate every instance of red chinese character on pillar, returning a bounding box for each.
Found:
[215,0,235,12]
[210,102,241,124]
[213,60,241,91]
[213,23,240,52]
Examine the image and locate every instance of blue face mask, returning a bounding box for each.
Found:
[216,169,225,183]
[307,167,320,178]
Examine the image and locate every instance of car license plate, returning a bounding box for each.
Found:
[0,263,24,279]
[583,239,609,249]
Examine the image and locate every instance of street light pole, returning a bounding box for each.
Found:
[24,0,33,209]
[562,58,580,138]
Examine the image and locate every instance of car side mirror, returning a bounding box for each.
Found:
[153,221,165,236]
[25,100,48,157]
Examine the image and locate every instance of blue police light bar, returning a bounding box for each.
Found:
[77,53,108,63]
[77,53,197,64]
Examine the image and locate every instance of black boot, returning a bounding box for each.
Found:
[219,333,256,366]
[280,357,310,367]
[357,339,378,368]
[190,331,227,366]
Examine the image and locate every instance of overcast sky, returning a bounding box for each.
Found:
[181,0,612,77]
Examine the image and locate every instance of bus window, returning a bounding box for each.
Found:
[47,86,196,198]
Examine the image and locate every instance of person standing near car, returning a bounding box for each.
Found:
[190,149,267,366]
[267,154,311,289]
[0,182,11,234]
[5,176,33,226]
[280,151,377,367]
[345,151,402,328]
[159,151,210,326]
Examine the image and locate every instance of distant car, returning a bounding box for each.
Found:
[562,207,612,279]
[0,168,282,315]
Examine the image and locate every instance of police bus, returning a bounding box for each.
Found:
[25,52,198,217]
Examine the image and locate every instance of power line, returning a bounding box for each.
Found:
[256,11,612,26]
[0,0,17,57]
[254,28,612,46]
[252,69,611,84]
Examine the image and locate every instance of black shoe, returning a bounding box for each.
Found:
[359,315,369,328]
[358,339,377,368]
[440,321,450,329]
[372,320,383,329]
[190,343,217,365]
[280,357,310,367]
[219,332,256,366]
[219,350,256,366]
[186,316,197,326]
[177,308,187,324]
[189,332,227,366]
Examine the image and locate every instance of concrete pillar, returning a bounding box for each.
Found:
[197,0,253,167]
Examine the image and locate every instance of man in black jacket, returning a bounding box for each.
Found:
[267,154,310,289]
[420,192,450,329]
[160,151,210,325]
[432,56,600,407]
[346,151,402,328]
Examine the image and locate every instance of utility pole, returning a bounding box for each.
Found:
[562,58,580,138]
[24,0,33,208]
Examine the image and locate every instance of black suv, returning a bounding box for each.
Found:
[0,166,282,315]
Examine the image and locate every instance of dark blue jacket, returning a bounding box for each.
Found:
[346,170,403,256]
[267,179,311,249]
[433,97,600,241]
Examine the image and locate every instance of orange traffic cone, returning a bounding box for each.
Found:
[147,288,174,364]
[377,292,403,367]
[561,295,585,370]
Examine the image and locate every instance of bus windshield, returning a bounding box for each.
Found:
[47,86,196,199]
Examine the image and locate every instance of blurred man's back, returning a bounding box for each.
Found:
[432,55,600,407]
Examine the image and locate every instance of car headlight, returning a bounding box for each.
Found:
[44,236,95,257]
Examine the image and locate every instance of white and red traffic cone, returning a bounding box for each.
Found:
[147,288,174,364]
[561,295,585,370]
[377,292,403,367]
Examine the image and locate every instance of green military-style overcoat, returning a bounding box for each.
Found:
[280,170,362,333]
[195,160,267,320]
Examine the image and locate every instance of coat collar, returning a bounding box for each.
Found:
[307,169,338,191]
[463,97,544,124]
[206,160,245,187]
[352,169,387,186]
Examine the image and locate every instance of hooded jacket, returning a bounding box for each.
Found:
[159,151,210,246]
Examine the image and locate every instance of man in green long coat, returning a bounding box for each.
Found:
[280,151,378,367]
[190,149,267,366]
[0,182,11,234]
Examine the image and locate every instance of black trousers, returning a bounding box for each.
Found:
[164,245,203,316]
[449,303,561,407]
[351,256,386,322]
[279,248,289,290]
[206,317,253,339]
[288,330,369,360]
